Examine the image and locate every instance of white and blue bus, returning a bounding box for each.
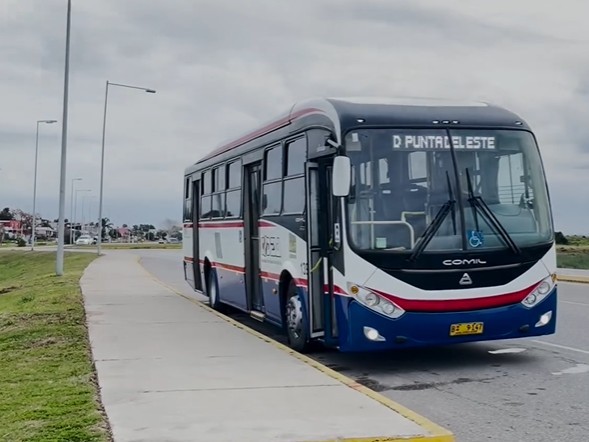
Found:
[182,97,556,352]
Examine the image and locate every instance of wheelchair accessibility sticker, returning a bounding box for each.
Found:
[468,230,484,248]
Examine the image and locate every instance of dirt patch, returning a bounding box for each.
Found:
[0,286,18,295]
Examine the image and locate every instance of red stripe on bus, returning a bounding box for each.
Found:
[183,223,194,228]
[188,261,347,296]
[370,282,541,313]
[258,220,275,228]
[199,108,323,162]
[214,262,246,274]
[199,221,244,228]
[259,271,346,295]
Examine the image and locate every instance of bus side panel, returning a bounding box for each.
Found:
[216,264,247,310]
[258,220,309,326]
[258,222,283,324]
[183,224,195,289]
[200,223,248,310]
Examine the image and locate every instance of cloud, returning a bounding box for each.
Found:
[0,0,588,232]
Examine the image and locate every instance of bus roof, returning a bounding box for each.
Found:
[186,97,529,173]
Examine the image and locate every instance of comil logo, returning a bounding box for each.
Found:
[442,258,487,266]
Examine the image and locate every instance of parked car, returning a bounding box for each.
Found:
[75,235,95,245]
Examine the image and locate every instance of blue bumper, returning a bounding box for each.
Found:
[337,288,558,352]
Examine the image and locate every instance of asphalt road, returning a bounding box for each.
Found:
[136,249,589,442]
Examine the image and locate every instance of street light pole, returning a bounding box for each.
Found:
[69,177,82,244]
[56,0,71,276]
[96,80,156,255]
[73,189,91,243]
[32,119,57,251]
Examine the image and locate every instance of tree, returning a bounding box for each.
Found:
[101,217,114,240]
[555,231,568,245]
[0,207,13,220]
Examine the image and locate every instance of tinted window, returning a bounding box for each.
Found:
[226,189,241,218]
[286,137,306,176]
[228,161,242,189]
[262,181,282,215]
[200,195,212,218]
[265,146,282,180]
[203,171,212,194]
[211,193,224,218]
[283,177,305,213]
[185,178,190,199]
[217,166,226,191]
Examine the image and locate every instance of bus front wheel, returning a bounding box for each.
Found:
[285,280,309,352]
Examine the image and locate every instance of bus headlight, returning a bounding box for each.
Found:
[520,276,555,309]
[365,292,380,307]
[347,283,404,319]
[381,301,396,315]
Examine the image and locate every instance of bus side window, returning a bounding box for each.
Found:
[263,145,283,215]
[201,170,213,218]
[283,137,306,214]
[225,160,242,218]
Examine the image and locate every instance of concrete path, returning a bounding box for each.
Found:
[81,252,452,442]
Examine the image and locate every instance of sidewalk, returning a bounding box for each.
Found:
[81,252,453,442]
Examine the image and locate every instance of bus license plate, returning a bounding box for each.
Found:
[450,322,484,337]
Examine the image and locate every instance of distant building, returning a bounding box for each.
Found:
[0,220,23,239]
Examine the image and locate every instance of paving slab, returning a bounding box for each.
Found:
[81,251,453,442]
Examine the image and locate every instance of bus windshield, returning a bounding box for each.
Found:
[344,128,553,253]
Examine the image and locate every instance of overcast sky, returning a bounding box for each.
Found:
[1,0,588,232]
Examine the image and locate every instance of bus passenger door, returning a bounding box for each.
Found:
[244,163,264,314]
[192,179,203,292]
[306,162,333,339]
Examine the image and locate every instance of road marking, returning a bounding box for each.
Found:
[136,256,455,442]
[488,348,527,354]
[561,300,589,307]
[531,340,589,356]
[552,364,589,376]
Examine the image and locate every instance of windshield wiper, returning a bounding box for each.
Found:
[409,171,455,262]
[464,168,520,254]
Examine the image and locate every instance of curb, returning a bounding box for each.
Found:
[136,256,455,442]
[557,275,589,284]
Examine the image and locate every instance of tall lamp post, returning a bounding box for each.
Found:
[32,119,58,251]
[73,188,91,242]
[56,0,71,276]
[69,177,82,244]
[96,81,156,255]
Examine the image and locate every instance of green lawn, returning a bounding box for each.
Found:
[557,246,589,269]
[0,251,110,442]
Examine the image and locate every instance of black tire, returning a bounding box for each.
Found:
[207,269,224,312]
[285,279,309,352]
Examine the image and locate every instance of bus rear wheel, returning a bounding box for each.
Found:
[207,269,224,312]
[285,280,309,352]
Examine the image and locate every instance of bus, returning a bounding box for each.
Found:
[182,97,556,352]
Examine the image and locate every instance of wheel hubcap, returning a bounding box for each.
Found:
[286,295,303,340]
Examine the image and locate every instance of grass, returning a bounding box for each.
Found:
[0,251,110,442]
[557,245,589,269]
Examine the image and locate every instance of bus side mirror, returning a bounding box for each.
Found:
[332,156,351,197]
